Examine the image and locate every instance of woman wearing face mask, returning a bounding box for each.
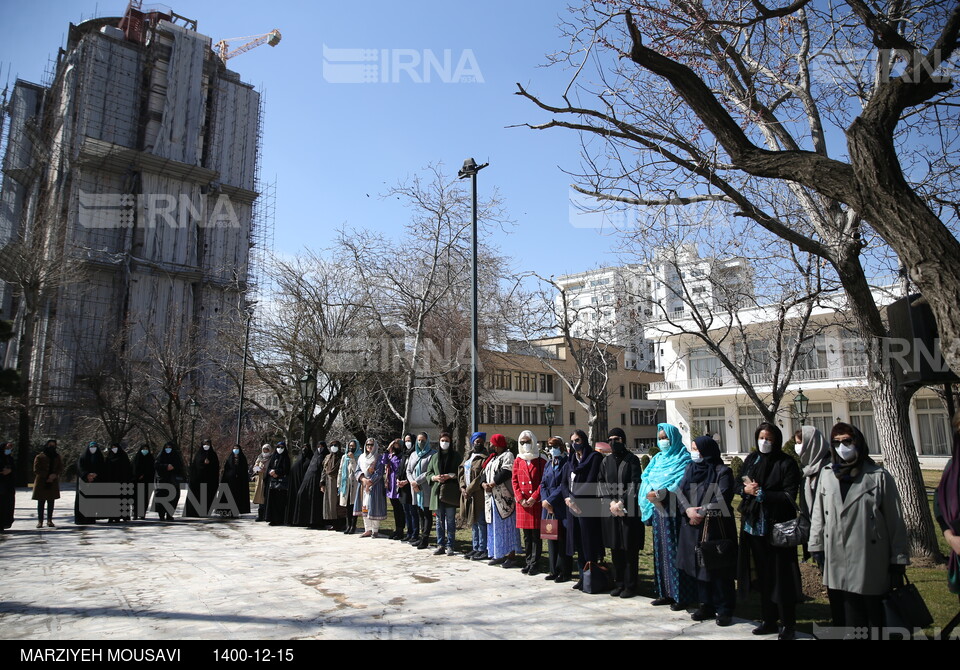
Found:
[677,435,737,626]
[103,442,133,523]
[293,441,327,528]
[808,423,909,637]
[936,413,960,637]
[339,439,361,535]
[154,442,184,521]
[185,440,220,518]
[384,439,407,540]
[460,432,488,560]
[737,422,803,640]
[130,444,155,520]
[540,437,572,582]
[399,434,418,542]
[355,438,387,538]
[639,423,695,609]
[798,426,831,564]
[408,433,436,549]
[428,432,462,555]
[321,441,344,530]
[599,427,644,598]
[561,429,604,589]
[252,444,273,522]
[0,442,16,531]
[31,440,62,529]
[75,441,105,525]
[265,442,292,526]
[483,433,522,568]
[513,430,546,574]
[220,444,251,517]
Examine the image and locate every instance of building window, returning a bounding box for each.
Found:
[569,410,576,427]
[689,348,723,382]
[620,413,626,426]
[522,406,530,425]
[619,385,625,398]
[915,397,950,455]
[789,401,834,436]
[630,383,650,400]
[738,405,764,452]
[692,407,725,449]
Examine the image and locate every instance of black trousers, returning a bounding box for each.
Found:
[697,578,736,617]
[390,498,405,533]
[418,507,432,539]
[610,547,639,592]
[547,533,573,578]
[37,500,54,521]
[522,528,542,568]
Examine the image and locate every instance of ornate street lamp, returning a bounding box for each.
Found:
[188,397,200,463]
[298,369,317,446]
[543,405,556,440]
[458,157,489,435]
[793,388,809,426]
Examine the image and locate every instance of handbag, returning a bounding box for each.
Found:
[540,514,559,541]
[770,498,810,548]
[581,561,612,594]
[269,476,288,491]
[883,574,934,632]
[696,512,738,571]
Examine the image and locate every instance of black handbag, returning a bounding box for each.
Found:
[582,561,612,594]
[269,476,288,491]
[770,499,810,548]
[883,574,934,632]
[696,512,738,571]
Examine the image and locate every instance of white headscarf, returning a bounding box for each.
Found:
[358,439,381,474]
[518,430,539,461]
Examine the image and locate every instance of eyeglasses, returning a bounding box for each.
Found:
[831,438,855,447]
[519,441,531,445]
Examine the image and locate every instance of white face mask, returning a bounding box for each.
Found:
[550,448,562,458]
[658,439,671,450]
[111,447,118,453]
[837,444,858,462]
[689,450,702,462]
[165,447,173,454]
[330,446,339,454]
[404,441,412,450]
[519,442,538,460]
[440,441,450,451]
[141,449,149,455]
[202,444,211,451]
[758,439,773,454]
[232,448,240,455]
[89,447,99,454]
[276,447,285,454]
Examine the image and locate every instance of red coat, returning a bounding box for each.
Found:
[512,456,546,530]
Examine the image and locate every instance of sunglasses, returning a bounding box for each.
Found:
[831,438,855,447]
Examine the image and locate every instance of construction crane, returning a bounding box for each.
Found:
[214,29,281,62]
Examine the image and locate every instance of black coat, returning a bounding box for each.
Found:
[561,449,604,562]
[736,451,803,603]
[598,450,645,552]
[285,447,313,525]
[154,448,185,514]
[292,449,324,526]
[130,450,155,518]
[185,447,220,517]
[265,450,292,525]
[221,451,251,515]
[677,463,737,581]
[0,453,15,530]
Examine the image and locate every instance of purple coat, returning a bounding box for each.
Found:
[385,453,402,499]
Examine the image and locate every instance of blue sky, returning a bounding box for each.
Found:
[0,0,620,275]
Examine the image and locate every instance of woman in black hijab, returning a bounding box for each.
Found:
[154,442,185,521]
[677,435,738,626]
[220,445,251,517]
[265,442,292,526]
[285,444,313,526]
[185,440,220,517]
[103,442,133,523]
[75,442,105,525]
[737,422,803,640]
[130,444,155,520]
[561,429,604,591]
[293,441,327,527]
[1,442,16,531]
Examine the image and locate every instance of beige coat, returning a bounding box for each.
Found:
[809,462,910,595]
[252,453,271,505]
[458,453,486,526]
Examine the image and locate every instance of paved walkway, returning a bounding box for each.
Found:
[1,489,773,640]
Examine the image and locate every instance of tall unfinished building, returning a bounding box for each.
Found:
[0,4,270,439]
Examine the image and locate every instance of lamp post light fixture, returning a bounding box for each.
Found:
[458,157,489,435]
[235,304,255,445]
[794,388,809,427]
[543,405,556,439]
[188,397,200,464]
[298,369,317,447]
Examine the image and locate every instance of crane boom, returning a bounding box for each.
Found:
[214,29,281,62]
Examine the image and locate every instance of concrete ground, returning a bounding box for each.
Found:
[1,488,782,640]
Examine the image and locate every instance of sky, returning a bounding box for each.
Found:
[0,0,623,276]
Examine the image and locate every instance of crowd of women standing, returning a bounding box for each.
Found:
[3,416,958,641]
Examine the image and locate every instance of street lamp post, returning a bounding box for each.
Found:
[458,157,489,435]
[544,405,556,440]
[235,305,255,445]
[188,398,200,464]
[793,388,809,428]
[298,369,317,447]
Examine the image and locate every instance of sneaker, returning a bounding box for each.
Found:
[46,521,55,528]
[433,547,446,555]
[446,547,457,556]
[471,553,489,561]
[463,550,478,560]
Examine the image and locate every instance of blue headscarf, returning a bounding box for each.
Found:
[471,432,486,445]
[639,423,691,522]
[338,439,362,492]
[412,434,436,508]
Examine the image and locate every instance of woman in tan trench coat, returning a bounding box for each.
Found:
[32,439,63,528]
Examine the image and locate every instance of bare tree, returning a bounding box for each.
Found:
[515,0,949,557]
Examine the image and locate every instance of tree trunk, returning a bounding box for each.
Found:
[14,306,35,487]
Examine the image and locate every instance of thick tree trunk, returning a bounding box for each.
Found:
[14,306,35,487]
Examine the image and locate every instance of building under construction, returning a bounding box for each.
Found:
[0,4,273,441]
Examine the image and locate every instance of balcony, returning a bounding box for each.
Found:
[651,364,867,392]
